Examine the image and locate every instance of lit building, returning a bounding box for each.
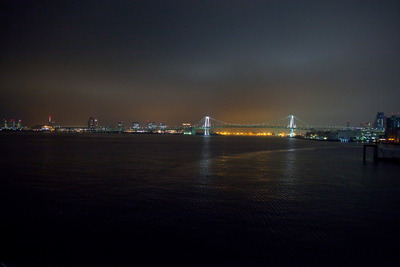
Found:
[41,125,52,131]
[386,114,400,143]
[48,116,55,126]
[132,122,140,130]
[159,122,167,130]
[118,121,124,131]
[182,123,194,135]
[87,117,99,130]
[0,119,22,130]
[146,121,157,131]
[360,122,370,130]
[373,112,385,130]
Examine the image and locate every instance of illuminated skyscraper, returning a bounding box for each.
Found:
[48,116,55,126]
[373,112,385,130]
[386,114,400,143]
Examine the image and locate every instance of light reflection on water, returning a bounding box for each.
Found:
[198,136,212,184]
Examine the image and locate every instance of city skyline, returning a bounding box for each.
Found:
[1,1,399,127]
[3,111,399,132]
[3,111,399,129]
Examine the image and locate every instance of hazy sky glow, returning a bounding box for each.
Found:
[1,0,399,127]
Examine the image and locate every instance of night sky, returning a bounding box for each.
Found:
[1,0,399,127]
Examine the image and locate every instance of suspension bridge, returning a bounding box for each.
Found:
[171,115,346,136]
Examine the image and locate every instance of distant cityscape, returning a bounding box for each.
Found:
[305,112,399,144]
[1,112,400,144]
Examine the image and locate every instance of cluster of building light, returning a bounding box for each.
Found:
[2,118,23,130]
[3,112,399,143]
[305,112,400,143]
[88,117,99,129]
[386,113,400,143]
[216,131,287,137]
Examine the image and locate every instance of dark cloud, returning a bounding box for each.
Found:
[1,0,399,127]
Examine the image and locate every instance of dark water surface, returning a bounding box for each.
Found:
[1,133,399,266]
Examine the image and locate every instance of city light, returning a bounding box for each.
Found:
[0,113,398,143]
[216,132,274,136]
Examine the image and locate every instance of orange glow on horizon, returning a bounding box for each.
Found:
[216,132,274,136]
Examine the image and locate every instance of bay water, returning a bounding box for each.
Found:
[1,133,399,266]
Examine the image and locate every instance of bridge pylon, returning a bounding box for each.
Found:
[204,116,210,136]
[288,115,296,137]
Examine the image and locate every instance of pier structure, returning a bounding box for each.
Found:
[363,144,400,163]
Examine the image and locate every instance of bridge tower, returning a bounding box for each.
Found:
[288,115,296,137]
[204,116,210,136]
